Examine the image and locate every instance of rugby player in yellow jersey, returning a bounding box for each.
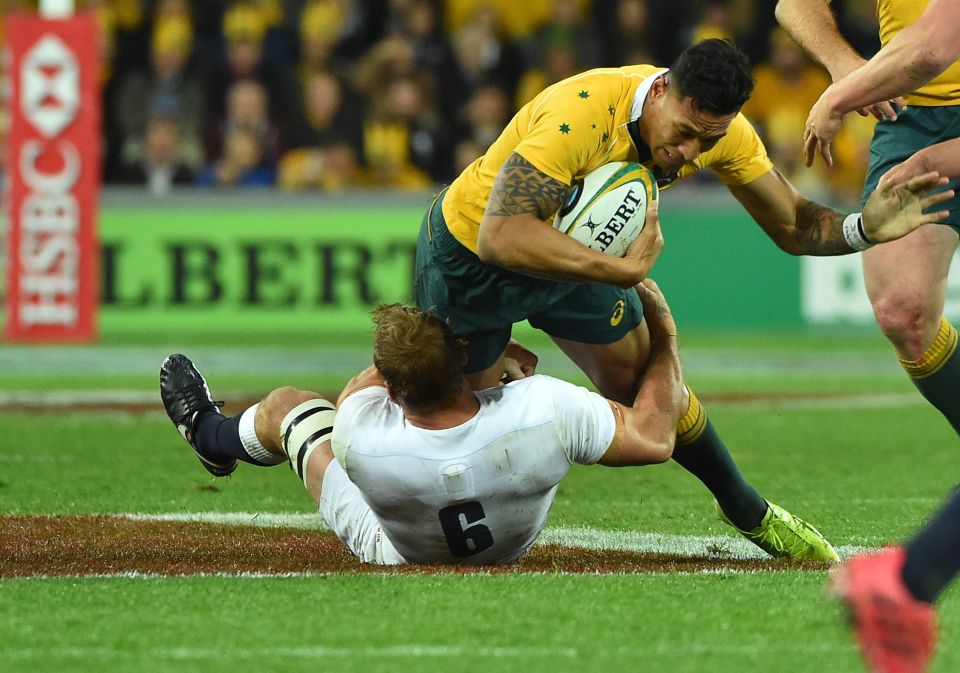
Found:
[778,2,960,466]
[777,1,960,670]
[414,38,950,561]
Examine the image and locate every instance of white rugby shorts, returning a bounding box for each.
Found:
[319,459,407,565]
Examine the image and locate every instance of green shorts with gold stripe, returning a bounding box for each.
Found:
[414,189,644,374]
[862,105,960,235]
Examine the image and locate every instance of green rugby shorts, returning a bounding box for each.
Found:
[862,105,960,235]
[414,190,644,373]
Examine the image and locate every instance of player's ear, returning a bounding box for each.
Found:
[651,75,667,99]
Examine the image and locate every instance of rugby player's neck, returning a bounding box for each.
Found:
[402,386,481,430]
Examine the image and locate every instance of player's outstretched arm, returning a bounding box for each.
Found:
[775,0,902,122]
[600,280,685,467]
[775,0,862,80]
[800,0,960,167]
[477,153,656,287]
[728,168,952,255]
[813,0,960,122]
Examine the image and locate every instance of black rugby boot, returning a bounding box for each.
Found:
[160,354,237,477]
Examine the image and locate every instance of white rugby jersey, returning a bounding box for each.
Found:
[331,375,615,564]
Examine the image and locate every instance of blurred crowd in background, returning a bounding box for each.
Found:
[0,0,883,203]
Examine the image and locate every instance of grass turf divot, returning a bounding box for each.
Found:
[0,515,831,577]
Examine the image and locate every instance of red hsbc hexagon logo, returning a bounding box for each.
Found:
[20,34,79,138]
[6,15,101,343]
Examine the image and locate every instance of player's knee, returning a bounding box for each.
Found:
[259,387,325,434]
[871,292,939,354]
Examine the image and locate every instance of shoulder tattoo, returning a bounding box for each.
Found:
[485,153,569,220]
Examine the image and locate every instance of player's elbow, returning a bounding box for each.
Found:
[477,225,523,269]
[639,437,675,465]
[911,45,954,82]
[646,437,675,464]
[773,0,798,25]
[476,221,509,265]
[776,240,806,256]
[476,233,502,264]
[769,229,807,256]
[621,430,675,465]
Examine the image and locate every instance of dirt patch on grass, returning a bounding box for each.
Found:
[0,515,828,577]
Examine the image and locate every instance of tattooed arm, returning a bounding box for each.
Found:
[727,167,951,255]
[476,153,662,286]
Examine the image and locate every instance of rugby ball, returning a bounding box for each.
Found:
[553,161,658,257]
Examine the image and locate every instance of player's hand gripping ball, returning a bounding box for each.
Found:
[553,161,658,257]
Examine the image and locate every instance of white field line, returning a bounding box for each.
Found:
[120,511,872,561]
[0,642,848,661]
[0,390,928,412]
[0,390,161,405]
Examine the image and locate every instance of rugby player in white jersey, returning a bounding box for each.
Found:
[161,280,699,565]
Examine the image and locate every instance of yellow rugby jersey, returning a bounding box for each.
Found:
[877,0,960,105]
[443,66,773,252]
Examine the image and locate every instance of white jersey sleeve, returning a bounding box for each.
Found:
[535,376,615,466]
[330,385,390,470]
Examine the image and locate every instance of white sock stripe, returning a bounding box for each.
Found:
[237,404,284,465]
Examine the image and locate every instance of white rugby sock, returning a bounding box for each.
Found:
[238,404,287,466]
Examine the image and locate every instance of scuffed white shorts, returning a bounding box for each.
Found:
[318,459,407,565]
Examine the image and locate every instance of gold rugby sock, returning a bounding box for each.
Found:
[672,387,767,530]
[900,318,960,436]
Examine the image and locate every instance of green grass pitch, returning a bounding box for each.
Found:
[1,330,958,673]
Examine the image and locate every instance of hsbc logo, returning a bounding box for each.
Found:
[20,34,79,138]
[6,16,100,342]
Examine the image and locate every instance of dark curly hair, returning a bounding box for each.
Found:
[669,39,754,115]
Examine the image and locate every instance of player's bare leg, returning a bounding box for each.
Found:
[864,225,960,434]
[254,386,335,503]
[550,322,651,404]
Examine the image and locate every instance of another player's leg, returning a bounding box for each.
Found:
[674,388,838,561]
[552,326,837,561]
[259,387,337,500]
[861,106,960,438]
[828,488,960,673]
[160,354,287,476]
[832,547,936,673]
[863,226,960,435]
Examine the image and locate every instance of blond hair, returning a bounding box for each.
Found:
[372,304,465,413]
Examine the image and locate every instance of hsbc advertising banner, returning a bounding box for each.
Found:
[4,14,101,342]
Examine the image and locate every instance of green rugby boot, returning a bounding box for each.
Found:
[717,501,840,561]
